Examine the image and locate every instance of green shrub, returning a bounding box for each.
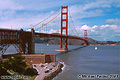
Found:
[0,56,38,77]
[24,68,38,76]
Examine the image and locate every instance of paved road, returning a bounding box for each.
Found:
[33,62,58,80]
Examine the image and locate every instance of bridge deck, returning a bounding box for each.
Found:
[35,33,87,42]
[0,29,87,44]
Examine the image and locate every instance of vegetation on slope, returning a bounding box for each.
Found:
[0,56,38,80]
[35,36,120,45]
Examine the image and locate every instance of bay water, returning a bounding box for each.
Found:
[2,44,120,80]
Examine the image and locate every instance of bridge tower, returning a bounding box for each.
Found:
[19,28,35,54]
[19,29,26,54]
[28,28,35,54]
[84,30,87,46]
[60,6,68,50]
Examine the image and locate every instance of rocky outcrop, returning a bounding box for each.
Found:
[43,63,63,80]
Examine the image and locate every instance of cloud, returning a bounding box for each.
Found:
[0,9,60,30]
[75,24,120,41]
[68,0,120,22]
[115,0,120,7]
[0,0,62,30]
[105,18,120,25]
[114,11,120,14]
[0,0,23,10]
[80,25,91,30]
[68,0,115,22]
[37,24,120,41]
[0,0,120,29]
[0,0,120,41]
[95,9,103,14]
[55,24,120,41]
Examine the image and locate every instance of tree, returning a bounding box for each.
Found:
[24,68,38,76]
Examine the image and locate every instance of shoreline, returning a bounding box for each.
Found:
[43,62,63,80]
[33,62,63,80]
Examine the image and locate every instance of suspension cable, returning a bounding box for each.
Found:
[69,10,79,36]
[68,12,77,36]
[35,13,60,31]
[26,7,60,30]
[69,21,76,36]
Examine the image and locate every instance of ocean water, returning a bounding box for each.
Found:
[53,45,120,80]
[2,44,120,80]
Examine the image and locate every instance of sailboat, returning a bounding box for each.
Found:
[95,47,98,50]
[47,44,49,46]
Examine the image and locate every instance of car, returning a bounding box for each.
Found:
[45,70,49,73]
[49,68,52,70]
[41,65,45,67]
[34,65,36,67]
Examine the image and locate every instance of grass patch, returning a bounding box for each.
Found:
[0,56,38,80]
[24,75,37,80]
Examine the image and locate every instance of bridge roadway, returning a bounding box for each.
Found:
[0,29,87,44]
[0,29,88,55]
[35,33,87,42]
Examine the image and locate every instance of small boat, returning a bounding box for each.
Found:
[95,47,97,50]
[47,44,49,46]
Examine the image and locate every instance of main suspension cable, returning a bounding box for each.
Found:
[35,13,60,31]
[69,10,79,36]
[26,7,60,30]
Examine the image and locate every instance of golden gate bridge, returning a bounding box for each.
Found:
[0,6,88,56]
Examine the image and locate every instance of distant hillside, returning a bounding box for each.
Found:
[35,33,120,45]
[118,41,120,43]
[0,28,11,30]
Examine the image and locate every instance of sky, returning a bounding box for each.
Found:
[0,0,120,41]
